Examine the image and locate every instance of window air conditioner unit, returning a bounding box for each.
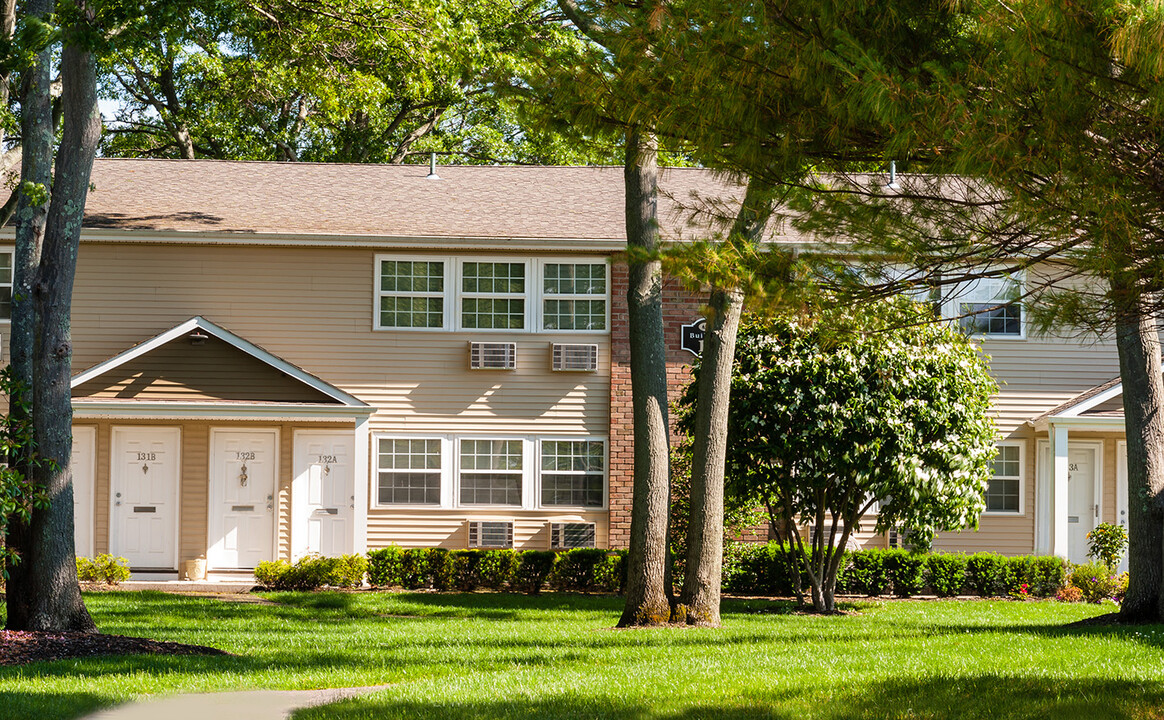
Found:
[469,342,517,370]
[551,343,599,372]
[468,520,514,548]
[550,522,596,549]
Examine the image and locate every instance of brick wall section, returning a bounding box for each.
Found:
[608,260,707,549]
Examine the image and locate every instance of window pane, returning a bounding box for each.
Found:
[462,298,525,329]
[381,296,443,328]
[380,260,443,293]
[543,299,606,330]
[541,440,604,507]
[462,262,525,294]
[378,438,442,505]
[544,263,606,295]
[959,303,1021,335]
[985,478,1020,512]
[542,473,603,507]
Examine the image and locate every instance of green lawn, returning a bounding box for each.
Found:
[1,592,1162,720]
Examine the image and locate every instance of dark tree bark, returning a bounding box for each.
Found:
[6,4,100,632]
[678,178,772,626]
[617,126,673,628]
[1111,278,1164,623]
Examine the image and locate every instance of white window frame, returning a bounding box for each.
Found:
[457,257,531,332]
[535,437,608,511]
[942,270,1026,340]
[0,245,12,323]
[537,259,611,333]
[983,441,1025,516]
[372,435,453,509]
[371,254,610,335]
[454,436,532,509]
[373,256,452,332]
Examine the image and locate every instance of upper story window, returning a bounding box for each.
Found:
[377,259,446,329]
[985,443,1022,513]
[543,262,607,331]
[0,249,12,320]
[459,438,524,506]
[946,273,1023,338]
[461,262,526,330]
[374,254,608,334]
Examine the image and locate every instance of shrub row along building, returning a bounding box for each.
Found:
[17,159,1126,575]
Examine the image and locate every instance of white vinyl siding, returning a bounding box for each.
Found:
[376,259,447,329]
[540,439,605,508]
[542,262,607,331]
[985,443,1023,514]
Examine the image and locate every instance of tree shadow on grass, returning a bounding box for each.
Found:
[291,675,1164,720]
[0,690,109,720]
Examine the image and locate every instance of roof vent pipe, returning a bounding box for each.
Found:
[887,160,900,190]
[426,152,441,181]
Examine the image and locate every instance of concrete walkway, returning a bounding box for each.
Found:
[80,684,393,720]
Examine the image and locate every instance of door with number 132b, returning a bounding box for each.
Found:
[208,430,276,569]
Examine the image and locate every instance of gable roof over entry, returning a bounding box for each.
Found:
[71,316,370,418]
[1028,376,1125,431]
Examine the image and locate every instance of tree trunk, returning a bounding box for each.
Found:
[1111,288,1164,623]
[617,126,672,628]
[6,14,100,633]
[6,0,55,629]
[678,178,772,626]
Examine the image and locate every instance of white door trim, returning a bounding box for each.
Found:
[72,426,97,558]
[109,426,181,570]
[1117,440,1129,572]
[207,427,280,570]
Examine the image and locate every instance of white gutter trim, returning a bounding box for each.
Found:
[1030,415,1125,433]
[71,400,375,420]
[70,315,369,408]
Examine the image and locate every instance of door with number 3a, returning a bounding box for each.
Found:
[292,432,354,560]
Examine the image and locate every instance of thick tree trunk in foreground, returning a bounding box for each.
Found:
[618,127,672,628]
[6,21,100,633]
[1112,289,1164,623]
[678,179,773,626]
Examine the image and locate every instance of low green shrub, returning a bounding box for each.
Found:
[255,554,367,590]
[594,550,627,592]
[367,546,404,587]
[1027,556,1067,597]
[76,554,131,584]
[1068,561,1120,603]
[1087,522,1129,573]
[842,549,891,596]
[926,554,968,597]
[452,550,482,591]
[478,549,518,589]
[516,551,557,594]
[965,553,1010,596]
[400,548,429,589]
[552,548,610,591]
[884,550,927,596]
[427,548,456,591]
[722,541,807,596]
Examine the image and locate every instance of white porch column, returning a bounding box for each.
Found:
[352,416,371,556]
[1049,423,1070,558]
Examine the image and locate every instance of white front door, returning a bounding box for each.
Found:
[292,432,354,560]
[208,430,277,569]
[111,427,180,569]
[1067,446,1099,563]
[72,427,96,558]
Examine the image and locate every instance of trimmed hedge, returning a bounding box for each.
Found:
[76,554,132,584]
[721,542,1067,599]
[365,546,626,595]
[254,554,368,590]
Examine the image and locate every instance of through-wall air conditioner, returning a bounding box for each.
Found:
[469,342,517,370]
[551,343,599,372]
[550,522,596,549]
[467,520,514,548]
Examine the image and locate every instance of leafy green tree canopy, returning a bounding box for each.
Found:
[683,299,996,612]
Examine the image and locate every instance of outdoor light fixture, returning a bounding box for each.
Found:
[188,330,209,345]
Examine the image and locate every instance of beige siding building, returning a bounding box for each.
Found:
[0,158,1131,573]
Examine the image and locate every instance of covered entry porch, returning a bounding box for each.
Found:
[69,316,374,572]
[1030,378,1127,565]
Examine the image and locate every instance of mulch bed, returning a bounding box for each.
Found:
[0,631,230,666]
